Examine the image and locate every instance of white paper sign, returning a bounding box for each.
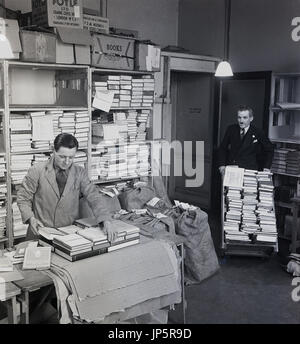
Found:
[32,115,54,141]
[92,90,115,112]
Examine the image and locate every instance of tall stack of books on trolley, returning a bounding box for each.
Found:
[38,218,140,262]
[223,167,277,252]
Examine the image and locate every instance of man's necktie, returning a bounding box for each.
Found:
[56,169,67,196]
[240,128,245,140]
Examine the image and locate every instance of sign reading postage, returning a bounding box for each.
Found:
[32,0,84,29]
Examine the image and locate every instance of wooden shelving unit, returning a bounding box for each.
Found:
[1,61,90,247]
[89,67,154,185]
[269,72,300,253]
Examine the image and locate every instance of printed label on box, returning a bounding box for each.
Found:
[32,0,84,28]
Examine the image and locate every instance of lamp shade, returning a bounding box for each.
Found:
[0,34,14,59]
[215,61,233,77]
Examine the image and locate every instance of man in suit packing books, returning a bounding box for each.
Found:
[218,105,274,175]
[17,133,118,242]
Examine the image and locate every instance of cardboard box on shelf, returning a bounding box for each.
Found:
[32,0,84,29]
[135,42,161,72]
[91,34,135,70]
[0,18,22,59]
[55,27,92,64]
[20,30,56,63]
[83,14,109,34]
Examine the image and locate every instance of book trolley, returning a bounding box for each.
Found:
[220,167,278,258]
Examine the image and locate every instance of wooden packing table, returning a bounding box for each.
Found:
[0,282,22,324]
[13,266,53,324]
[4,237,186,324]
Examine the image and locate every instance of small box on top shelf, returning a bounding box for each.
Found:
[135,41,161,72]
[91,33,135,70]
[0,18,22,59]
[19,29,56,63]
[31,0,84,29]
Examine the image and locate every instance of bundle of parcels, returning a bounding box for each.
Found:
[82,177,220,285]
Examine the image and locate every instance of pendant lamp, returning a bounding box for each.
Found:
[215,0,233,77]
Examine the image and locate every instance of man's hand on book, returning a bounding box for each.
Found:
[29,217,44,236]
[102,220,118,243]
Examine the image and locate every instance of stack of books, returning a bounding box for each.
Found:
[119,75,132,107]
[286,150,300,175]
[53,233,93,261]
[127,111,138,141]
[224,186,248,242]
[58,112,75,135]
[137,143,150,176]
[32,153,49,166]
[10,114,32,153]
[76,218,140,253]
[74,111,90,149]
[10,154,33,184]
[30,112,52,151]
[12,201,27,238]
[74,151,87,168]
[241,170,259,234]
[271,148,293,174]
[0,181,7,198]
[0,202,5,239]
[142,76,155,107]
[0,157,5,179]
[256,171,277,244]
[126,143,140,177]
[46,110,63,137]
[131,78,144,107]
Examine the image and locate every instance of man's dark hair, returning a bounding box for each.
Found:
[54,133,78,152]
[237,105,254,117]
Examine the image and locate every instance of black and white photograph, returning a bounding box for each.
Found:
[0,0,300,330]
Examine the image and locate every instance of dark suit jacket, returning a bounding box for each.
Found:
[218,124,274,171]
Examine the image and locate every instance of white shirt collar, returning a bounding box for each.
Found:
[241,125,250,134]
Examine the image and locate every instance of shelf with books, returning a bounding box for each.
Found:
[89,68,155,184]
[272,170,300,178]
[0,61,91,248]
[92,175,150,185]
[10,106,89,112]
[91,67,153,75]
[270,106,300,112]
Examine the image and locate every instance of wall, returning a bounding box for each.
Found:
[230,0,300,72]
[4,0,179,47]
[107,0,179,47]
[178,0,300,72]
[178,0,224,58]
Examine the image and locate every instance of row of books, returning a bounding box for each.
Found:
[10,151,87,184]
[0,201,6,237]
[12,201,27,238]
[224,170,277,245]
[91,142,150,181]
[271,148,300,175]
[92,75,154,108]
[92,109,150,143]
[10,110,90,153]
[38,218,140,262]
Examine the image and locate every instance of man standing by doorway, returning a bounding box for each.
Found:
[218,105,274,175]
